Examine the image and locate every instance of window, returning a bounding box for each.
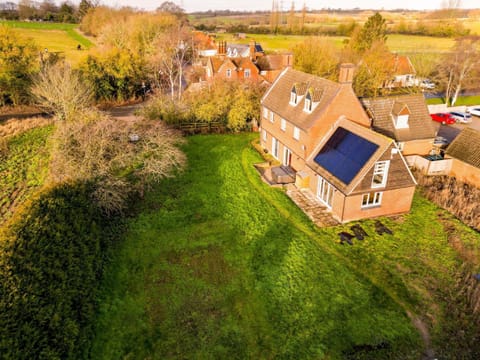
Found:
[317,176,333,208]
[290,88,297,105]
[280,118,286,131]
[262,129,267,141]
[362,192,382,208]
[293,126,300,140]
[272,137,279,159]
[395,142,404,152]
[245,69,251,78]
[394,114,409,129]
[304,92,312,112]
[269,111,274,123]
[372,160,390,188]
[263,107,268,119]
[226,69,231,78]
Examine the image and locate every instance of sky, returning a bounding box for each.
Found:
[97,0,479,12]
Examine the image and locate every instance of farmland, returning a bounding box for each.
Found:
[0,21,93,66]
[216,32,455,53]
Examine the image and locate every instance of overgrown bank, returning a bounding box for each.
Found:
[0,183,124,359]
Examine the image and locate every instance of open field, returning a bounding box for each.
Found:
[89,133,480,358]
[0,21,93,66]
[216,33,454,53]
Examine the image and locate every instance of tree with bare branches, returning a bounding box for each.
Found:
[436,36,480,106]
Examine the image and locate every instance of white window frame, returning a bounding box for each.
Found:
[280,118,286,131]
[272,137,279,159]
[293,126,300,140]
[262,129,267,141]
[304,98,312,112]
[269,111,274,123]
[395,142,404,152]
[226,69,232,78]
[263,107,268,119]
[361,192,383,208]
[244,68,251,78]
[283,147,292,166]
[372,160,390,188]
[290,91,297,105]
[316,176,333,209]
[394,114,409,129]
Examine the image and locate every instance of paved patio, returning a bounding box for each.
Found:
[255,163,338,228]
[285,184,339,228]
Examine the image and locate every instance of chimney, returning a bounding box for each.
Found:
[338,63,355,85]
[249,39,256,61]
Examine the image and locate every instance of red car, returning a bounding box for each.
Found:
[430,113,456,125]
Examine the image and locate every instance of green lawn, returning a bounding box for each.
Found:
[0,21,93,66]
[90,133,480,358]
[0,125,52,224]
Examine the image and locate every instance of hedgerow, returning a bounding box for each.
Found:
[0,182,122,359]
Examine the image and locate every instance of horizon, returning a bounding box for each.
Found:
[8,0,480,13]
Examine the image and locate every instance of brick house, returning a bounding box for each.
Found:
[445,128,480,187]
[361,94,437,157]
[260,66,416,223]
[255,53,294,83]
[205,56,261,82]
[386,54,416,88]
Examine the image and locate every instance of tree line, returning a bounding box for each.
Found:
[0,0,96,22]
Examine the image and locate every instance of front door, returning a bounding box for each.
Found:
[283,147,292,167]
[316,176,333,208]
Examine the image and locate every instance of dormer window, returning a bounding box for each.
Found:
[372,160,390,188]
[391,102,410,129]
[304,92,312,112]
[290,87,298,105]
[289,82,306,106]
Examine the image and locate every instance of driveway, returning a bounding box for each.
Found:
[435,115,480,143]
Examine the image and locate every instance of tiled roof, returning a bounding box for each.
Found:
[210,57,225,73]
[391,55,415,75]
[361,94,437,142]
[446,128,480,168]
[306,118,396,194]
[256,54,292,71]
[261,68,342,130]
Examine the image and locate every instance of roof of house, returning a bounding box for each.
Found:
[226,43,264,58]
[231,57,256,70]
[261,68,343,130]
[306,117,396,194]
[361,94,437,142]
[446,128,480,169]
[391,54,416,75]
[256,54,292,71]
[209,57,225,73]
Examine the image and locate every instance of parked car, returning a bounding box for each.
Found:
[433,136,449,147]
[468,107,480,117]
[449,111,472,123]
[430,113,456,125]
[420,79,436,90]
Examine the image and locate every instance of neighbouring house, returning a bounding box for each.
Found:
[205,56,261,82]
[193,31,218,57]
[255,53,294,83]
[385,54,417,88]
[445,128,480,187]
[361,94,437,159]
[226,40,264,59]
[260,66,417,223]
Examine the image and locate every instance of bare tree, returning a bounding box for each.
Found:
[437,36,480,106]
[148,25,191,100]
[31,63,93,121]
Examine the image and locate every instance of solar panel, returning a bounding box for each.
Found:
[313,127,379,184]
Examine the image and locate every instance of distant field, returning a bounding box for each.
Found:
[217,33,454,53]
[0,21,93,66]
